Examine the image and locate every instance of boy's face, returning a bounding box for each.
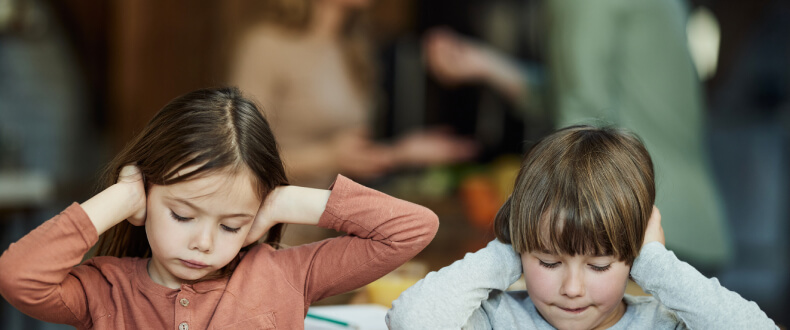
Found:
[521,251,631,330]
[145,169,261,289]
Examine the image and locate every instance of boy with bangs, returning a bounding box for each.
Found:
[387,125,776,329]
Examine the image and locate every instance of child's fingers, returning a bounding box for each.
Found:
[118,164,143,183]
[118,164,147,226]
[643,206,665,247]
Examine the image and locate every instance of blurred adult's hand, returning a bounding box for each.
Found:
[330,128,395,179]
[393,128,479,167]
[424,28,495,86]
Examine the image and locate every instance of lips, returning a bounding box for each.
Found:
[558,306,589,314]
[180,259,208,269]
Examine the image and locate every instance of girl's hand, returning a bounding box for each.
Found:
[244,185,330,247]
[642,206,665,246]
[118,165,147,226]
[244,186,283,246]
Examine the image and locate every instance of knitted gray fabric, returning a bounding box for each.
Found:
[386,240,777,329]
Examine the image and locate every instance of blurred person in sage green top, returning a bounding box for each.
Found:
[423,0,730,269]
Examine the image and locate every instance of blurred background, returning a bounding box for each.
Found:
[0,0,787,328]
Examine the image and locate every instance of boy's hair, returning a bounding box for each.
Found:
[93,87,288,267]
[494,125,655,265]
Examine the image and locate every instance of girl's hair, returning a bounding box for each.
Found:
[228,0,374,94]
[93,87,289,266]
[494,125,655,265]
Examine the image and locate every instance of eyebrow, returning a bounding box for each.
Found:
[167,197,255,219]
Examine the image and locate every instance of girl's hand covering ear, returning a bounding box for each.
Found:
[118,165,147,226]
[245,186,282,247]
[642,206,665,247]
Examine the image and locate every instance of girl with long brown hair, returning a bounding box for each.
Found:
[0,87,439,329]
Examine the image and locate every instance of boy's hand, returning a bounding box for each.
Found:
[118,165,147,226]
[642,206,665,246]
[244,186,282,246]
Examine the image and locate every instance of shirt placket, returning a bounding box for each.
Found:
[175,285,194,330]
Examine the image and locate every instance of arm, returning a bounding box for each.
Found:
[386,239,522,329]
[632,244,777,329]
[268,175,439,305]
[423,28,539,111]
[0,166,145,326]
[631,207,778,329]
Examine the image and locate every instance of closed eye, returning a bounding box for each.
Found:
[538,260,560,269]
[221,224,240,233]
[170,210,192,221]
[590,264,611,272]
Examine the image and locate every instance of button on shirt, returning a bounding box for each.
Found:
[175,285,197,330]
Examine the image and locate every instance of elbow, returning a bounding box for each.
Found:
[413,207,440,248]
[0,254,57,314]
[0,254,19,300]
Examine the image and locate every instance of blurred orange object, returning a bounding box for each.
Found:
[459,174,501,229]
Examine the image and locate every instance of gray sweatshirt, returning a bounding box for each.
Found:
[386,240,777,329]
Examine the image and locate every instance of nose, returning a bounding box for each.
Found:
[189,222,214,253]
[559,269,585,298]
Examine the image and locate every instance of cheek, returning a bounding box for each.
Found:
[145,206,181,253]
[212,235,246,265]
[522,263,558,301]
[587,267,630,306]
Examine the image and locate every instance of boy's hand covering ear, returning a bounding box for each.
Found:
[118,164,147,226]
[642,206,665,247]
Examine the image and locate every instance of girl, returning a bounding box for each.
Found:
[0,87,439,329]
[386,125,776,329]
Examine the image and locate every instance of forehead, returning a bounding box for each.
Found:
[154,169,261,212]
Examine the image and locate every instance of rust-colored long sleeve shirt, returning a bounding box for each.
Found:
[0,175,439,329]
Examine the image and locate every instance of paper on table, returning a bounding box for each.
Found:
[305,304,389,330]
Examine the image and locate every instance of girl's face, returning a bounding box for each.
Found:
[145,169,261,289]
[521,251,630,330]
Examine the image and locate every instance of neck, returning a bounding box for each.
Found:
[310,1,348,40]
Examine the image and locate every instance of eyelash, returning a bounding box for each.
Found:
[538,260,611,272]
[170,210,191,221]
[169,211,241,233]
[221,225,240,233]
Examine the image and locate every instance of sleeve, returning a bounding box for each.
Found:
[0,203,97,328]
[386,239,523,330]
[631,242,778,329]
[546,0,621,126]
[276,175,440,305]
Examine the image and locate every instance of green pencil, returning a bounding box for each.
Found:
[306,312,357,329]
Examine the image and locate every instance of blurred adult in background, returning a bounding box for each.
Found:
[229,0,477,190]
[424,0,731,271]
[229,0,477,246]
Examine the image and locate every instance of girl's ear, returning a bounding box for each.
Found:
[493,196,513,244]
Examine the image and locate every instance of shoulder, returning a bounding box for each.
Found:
[478,291,546,328]
[78,256,139,277]
[623,294,685,328]
[72,256,148,282]
[69,256,143,296]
